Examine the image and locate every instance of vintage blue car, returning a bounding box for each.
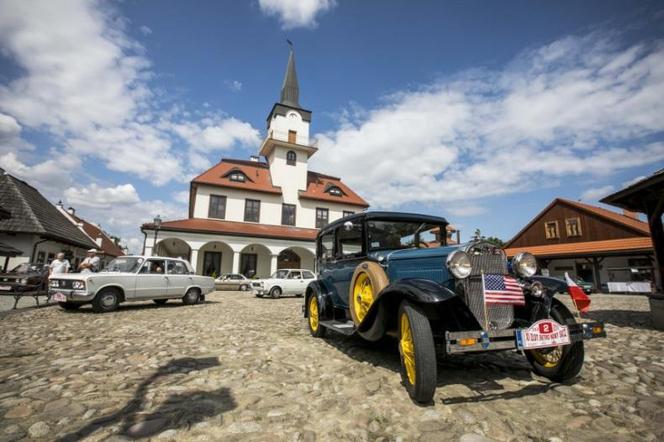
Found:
[304,212,606,403]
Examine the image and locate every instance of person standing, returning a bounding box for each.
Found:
[79,249,100,273]
[49,252,70,275]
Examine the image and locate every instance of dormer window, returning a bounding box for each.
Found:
[325,185,344,197]
[286,150,296,166]
[224,169,249,183]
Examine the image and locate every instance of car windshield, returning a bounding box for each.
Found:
[10,263,40,274]
[270,270,289,279]
[367,220,445,251]
[103,257,144,273]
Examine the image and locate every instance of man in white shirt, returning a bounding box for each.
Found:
[79,249,101,273]
[49,252,70,275]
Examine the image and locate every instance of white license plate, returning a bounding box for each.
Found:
[52,292,67,302]
[516,319,570,350]
[0,285,11,291]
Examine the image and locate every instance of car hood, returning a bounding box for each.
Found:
[0,272,42,279]
[370,245,460,263]
[49,272,136,280]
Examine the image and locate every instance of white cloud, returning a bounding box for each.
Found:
[580,185,615,202]
[225,80,243,92]
[1,151,80,189]
[0,0,259,187]
[172,190,190,204]
[623,175,647,187]
[313,33,664,208]
[169,117,260,152]
[139,25,152,36]
[258,0,336,29]
[64,183,141,209]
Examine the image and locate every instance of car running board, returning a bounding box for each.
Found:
[320,320,356,335]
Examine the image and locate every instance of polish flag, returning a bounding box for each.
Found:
[564,272,591,313]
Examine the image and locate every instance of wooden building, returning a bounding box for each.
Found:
[504,198,654,293]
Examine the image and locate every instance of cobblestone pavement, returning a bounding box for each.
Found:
[0,293,662,441]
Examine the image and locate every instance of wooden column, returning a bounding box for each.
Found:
[647,200,664,293]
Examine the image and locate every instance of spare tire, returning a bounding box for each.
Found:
[349,261,389,325]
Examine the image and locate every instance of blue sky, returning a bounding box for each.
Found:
[1,0,663,252]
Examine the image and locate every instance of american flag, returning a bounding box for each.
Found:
[482,274,525,305]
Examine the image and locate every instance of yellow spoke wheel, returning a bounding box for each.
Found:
[309,296,319,332]
[530,346,563,368]
[400,313,416,385]
[353,272,374,323]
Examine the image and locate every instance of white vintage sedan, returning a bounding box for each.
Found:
[48,256,215,313]
[252,269,316,298]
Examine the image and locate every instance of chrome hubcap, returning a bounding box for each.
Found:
[101,294,116,307]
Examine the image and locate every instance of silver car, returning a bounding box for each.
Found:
[48,256,215,313]
[215,273,252,291]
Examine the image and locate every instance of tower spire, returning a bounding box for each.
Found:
[280,46,300,107]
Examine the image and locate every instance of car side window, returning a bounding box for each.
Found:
[319,232,334,261]
[140,260,165,274]
[336,222,364,258]
[167,261,187,275]
[302,270,315,279]
[288,271,302,279]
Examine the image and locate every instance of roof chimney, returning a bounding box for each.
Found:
[67,207,75,215]
[623,209,639,220]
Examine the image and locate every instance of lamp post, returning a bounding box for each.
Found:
[152,214,162,256]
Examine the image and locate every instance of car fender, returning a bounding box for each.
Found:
[361,278,481,335]
[304,280,333,321]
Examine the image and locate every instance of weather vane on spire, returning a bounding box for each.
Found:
[286,38,294,49]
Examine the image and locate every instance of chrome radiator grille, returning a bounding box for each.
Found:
[461,243,514,330]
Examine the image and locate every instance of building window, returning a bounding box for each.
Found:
[208,195,226,219]
[228,171,246,182]
[343,211,354,218]
[281,204,296,226]
[316,208,329,229]
[326,185,343,196]
[244,199,261,222]
[286,150,296,166]
[544,220,559,239]
[565,217,582,237]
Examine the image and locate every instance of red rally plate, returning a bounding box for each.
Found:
[52,292,67,302]
[516,319,570,350]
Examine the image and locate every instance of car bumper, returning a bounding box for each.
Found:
[445,321,606,355]
[48,288,93,302]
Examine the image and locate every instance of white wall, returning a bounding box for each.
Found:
[269,110,309,145]
[0,233,92,270]
[192,183,362,229]
[268,147,308,203]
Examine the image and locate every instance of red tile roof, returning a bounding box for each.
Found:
[192,159,282,195]
[504,237,653,258]
[69,213,125,257]
[143,218,318,242]
[299,171,369,207]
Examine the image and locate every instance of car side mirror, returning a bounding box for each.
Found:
[343,221,354,231]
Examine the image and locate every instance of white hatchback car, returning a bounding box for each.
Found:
[48,256,215,313]
[253,269,316,298]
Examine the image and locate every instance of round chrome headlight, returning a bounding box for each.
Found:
[513,252,537,277]
[446,250,472,279]
[72,281,85,290]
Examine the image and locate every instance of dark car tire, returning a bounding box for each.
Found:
[296,293,303,298]
[153,299,168,305]
[91,288,120,313]
[349,261,389,325]
[182,288,200,305]
[398,301,437,404]
[255,293,263,298]
[270,287,282,299]
[58,302,81,311]
[525,300,585,382]
[307,295,327,338]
